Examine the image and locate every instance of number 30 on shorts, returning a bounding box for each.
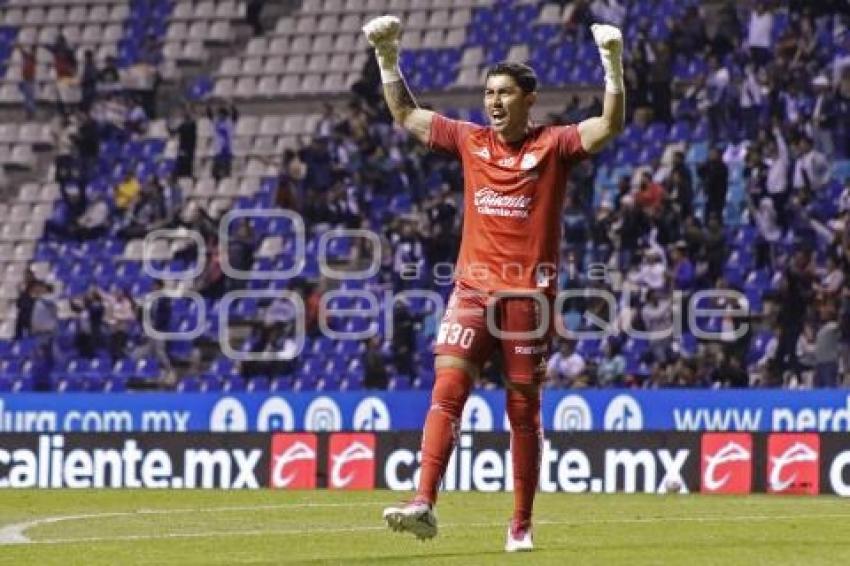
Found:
[436,322,475,349]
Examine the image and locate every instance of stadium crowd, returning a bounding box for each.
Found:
[10,0,850,391]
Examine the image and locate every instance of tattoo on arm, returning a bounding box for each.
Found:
[384,80,418,121]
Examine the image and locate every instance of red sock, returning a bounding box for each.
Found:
[416,367,471,505]
[506,387,542,524]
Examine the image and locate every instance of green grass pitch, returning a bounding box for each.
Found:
[1,490,850,565]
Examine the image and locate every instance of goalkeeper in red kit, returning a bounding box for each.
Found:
[363,15,624,552]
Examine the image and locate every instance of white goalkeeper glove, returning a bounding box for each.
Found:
[362,15,403,84]
[591,23,624,94]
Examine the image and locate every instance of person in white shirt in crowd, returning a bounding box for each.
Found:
[746,1,774,68]
[705,54,731,142]
[810,75,835,156]
[793,135,830,193]
[638,246,667,292]
[545,340,586,388]
[764,123,790,228]
[750,196,782,269]
[815,254,845,298]
[641,289,673,365]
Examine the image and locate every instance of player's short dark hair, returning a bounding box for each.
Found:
[485,62,538,93]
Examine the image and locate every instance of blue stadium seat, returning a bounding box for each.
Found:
[246,377,271,392]
[177,376,202,393]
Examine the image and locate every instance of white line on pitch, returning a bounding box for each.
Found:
[0,502,383,545]
[6,512,850,546]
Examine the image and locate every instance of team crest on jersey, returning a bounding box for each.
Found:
[473,147,490,160]
[520,153,538,170]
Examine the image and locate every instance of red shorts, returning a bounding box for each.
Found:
[433,281,554,384]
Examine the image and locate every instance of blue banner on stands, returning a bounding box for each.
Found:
[1,390,850,432]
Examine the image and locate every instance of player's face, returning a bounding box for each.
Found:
[484,75,535,140]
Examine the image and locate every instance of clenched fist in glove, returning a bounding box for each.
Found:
[590,23,624,94]
[363,15,403,83]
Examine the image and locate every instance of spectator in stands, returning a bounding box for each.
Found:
[765,124,791,226]
[698,146,729,222]
[671,241,695,291]
[649,41,673,123]
[240,322,296,380]
[796,321,817,385]
[793,135,830,193]
[751,197,782,269]
[674,5,708,58]
[667,152,693,218]
[635,171,665,216]
[14,276,37,340]
[812,300,842,387]
[161,176,184,221]
[171,105,197,179]
[45,181,85,240]
[363,336,388,390]
[53,115,79,189]
[75,113,100,187]
[303,279,326,338]
[133,279,174,385]
[392,218,426,291]
[317,102,339,138]
[706,55,731,142]
[714,353,749,388]
[738,63,765,141]
[173,202,217,264]
[246,0,265,36]
[641,289,673,364]
[226,220,255,291]
[30,281,58,390]
[747,1,774,68]
[274,172,299,212]
[14,43,37,119]
[92,93,129,140]
[546,340,586,388]
[636,247,667,292]
[103,287,136,361]
[72,193,110,241]
[46,33,77,116]
[71,285,105,359]
[810,75,835,155]
[98,56,121,94]
[776,250,818,377]
[117,178,167,240]
[127,97,149,137]
[596,338,625,386]
[81,50,98,113]
[195,236,225,301]
[816,254,845,298]
[391,300,416,380]
[209,103,238,181]
[617,195,648,269]
[115,171,141,212]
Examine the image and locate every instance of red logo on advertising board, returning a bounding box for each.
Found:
[767,434,820,495]
[701,433,753,494]
[270,433,317,489]
[328,433,375,490]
